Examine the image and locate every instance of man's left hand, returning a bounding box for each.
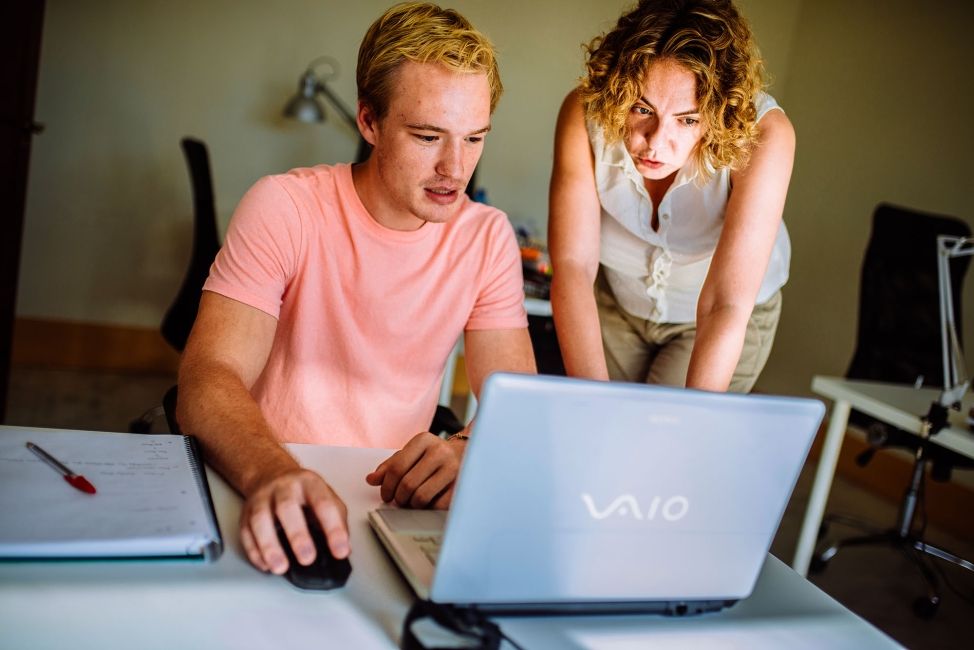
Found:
[366,432,466,509]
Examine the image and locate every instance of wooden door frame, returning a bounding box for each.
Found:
[0,0,46,422]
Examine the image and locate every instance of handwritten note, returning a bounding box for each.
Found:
[0,426,221,559]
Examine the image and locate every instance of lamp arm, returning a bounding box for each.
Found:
[315,81,359,133]
[938,238,953,396]
[936,235,974,408]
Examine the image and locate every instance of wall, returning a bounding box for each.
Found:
[19,0,798,330]
[26,0,974,404]
[18,0,632,327]
[756,0,974,397]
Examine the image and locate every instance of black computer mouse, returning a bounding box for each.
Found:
[275,506,352,590]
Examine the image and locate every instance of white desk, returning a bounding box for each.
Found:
[1,443,899,649]
[524,297,553,318]
[793,375,974,576]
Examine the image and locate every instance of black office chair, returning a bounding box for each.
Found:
[129,138,222,433]
[810,203,974,618]
[161,138,222,352]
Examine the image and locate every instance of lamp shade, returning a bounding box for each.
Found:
[282,56,371,163]
[283,73,325,123]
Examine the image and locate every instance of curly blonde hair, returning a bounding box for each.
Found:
[579,0,765,176]
[357,2,503,119]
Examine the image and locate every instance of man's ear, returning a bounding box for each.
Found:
[357,100,379,146]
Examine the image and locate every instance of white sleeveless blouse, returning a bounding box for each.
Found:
[589,92,791,323]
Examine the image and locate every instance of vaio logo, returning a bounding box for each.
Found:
[581,494,689,521]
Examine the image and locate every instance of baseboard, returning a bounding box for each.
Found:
[12,317,180,373]
[809,423,974,542]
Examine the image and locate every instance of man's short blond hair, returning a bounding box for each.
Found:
[357,2,502,118]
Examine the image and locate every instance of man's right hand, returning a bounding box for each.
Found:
[178,294,350,575]
[237,468,350,574]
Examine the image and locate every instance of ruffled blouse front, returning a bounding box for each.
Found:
[589,92,791,323]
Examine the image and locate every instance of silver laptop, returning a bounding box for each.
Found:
[369,373,824,615]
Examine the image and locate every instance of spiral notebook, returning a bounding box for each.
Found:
[0,426,223,561]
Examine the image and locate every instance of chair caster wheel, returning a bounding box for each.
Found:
[809,555,829,574]
[912,595,939,619]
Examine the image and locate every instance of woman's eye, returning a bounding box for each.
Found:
[682,117,699,126]
[631,106,651,116]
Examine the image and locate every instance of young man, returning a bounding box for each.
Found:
[177,3,535,575]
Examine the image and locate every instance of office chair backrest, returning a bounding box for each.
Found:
[160,137,222,352]
[162,385,181,435]
[847,203,971,387]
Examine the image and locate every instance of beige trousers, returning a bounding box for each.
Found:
[595,270,782,393]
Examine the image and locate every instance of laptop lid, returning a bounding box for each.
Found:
[428,373,824,609]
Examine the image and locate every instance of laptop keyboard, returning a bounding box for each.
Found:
[374,508,448,567]
[410,534,443,565]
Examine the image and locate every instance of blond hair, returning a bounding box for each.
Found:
[580,0,765,176]
[357,2,502,118]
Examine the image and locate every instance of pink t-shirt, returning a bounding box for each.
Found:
[203,164,527,448]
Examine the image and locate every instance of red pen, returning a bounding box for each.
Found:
[26,441,97,494]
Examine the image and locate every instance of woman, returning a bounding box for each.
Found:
[549,0,795,392]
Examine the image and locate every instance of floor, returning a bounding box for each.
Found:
[5,365,974,649]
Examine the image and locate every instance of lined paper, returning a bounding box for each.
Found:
[0,427,220,559]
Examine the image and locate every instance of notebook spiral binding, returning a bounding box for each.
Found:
[183,435,225,561]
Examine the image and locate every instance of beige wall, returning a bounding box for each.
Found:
[19,1,973,398]
[755,0,974,396]
[19,0,795,328]
[19,0,628,327]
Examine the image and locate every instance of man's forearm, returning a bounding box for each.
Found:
[177,363,298,496]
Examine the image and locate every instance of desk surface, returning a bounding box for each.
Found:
[812,376,974,459]
[0,443,899,649]
[524,296,553,317]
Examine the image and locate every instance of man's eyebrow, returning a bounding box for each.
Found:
[638,97,699,116]
[406,123,492,135]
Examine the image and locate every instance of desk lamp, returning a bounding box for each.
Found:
[933,235,974,415]
[911,233,974,538]
[898,234,974,616]
[283,56,371,164]
[812,227,974,618]
[283,55,480,198]
[921,235,974,434]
